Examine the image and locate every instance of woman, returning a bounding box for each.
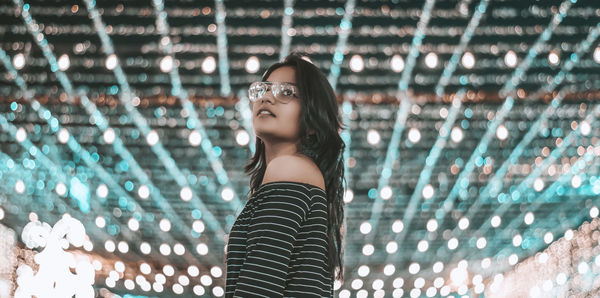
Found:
[225,53,346,297]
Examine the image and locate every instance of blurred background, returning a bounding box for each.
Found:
[1,0,600,297]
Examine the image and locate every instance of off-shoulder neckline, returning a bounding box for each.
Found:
[255,181,326,193]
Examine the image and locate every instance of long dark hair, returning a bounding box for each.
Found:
[243,53,347,280]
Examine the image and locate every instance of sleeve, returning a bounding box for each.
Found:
[233,186,312,298]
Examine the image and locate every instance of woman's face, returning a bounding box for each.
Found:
[251,66,302,143]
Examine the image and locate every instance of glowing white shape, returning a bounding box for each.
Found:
[159,219,171,232]
[386,241,398,254]
[95,216,106,228]
[211,266,223,278]
[433,277,444,288]
[16,127,27,143]
[15,180,26,194]
[245,56,260,73]
[140,263,151,275]
[408,128,421,143]
[425,52,438,68]
[13,53,26,70]
[146,130,159,146]
[594,46,600,64]
[172,283,183,294]
[422,185,434,199]
[104,240,115,252]
[193,220,205,233]
[590,206,599,218]
[508,253,518,265]
[343,189,354,203]
[173,243,185,255]
[212,286,224,297]
[140,242,151,254]
[159,243,171,256]
[448,238,458,250]
[360,222,372,234]
[548,51,560,66]
[128,218,139,231]
[383,264,395,276]
[178,275,189,286]
[524,212,534,225]
[380,186,392,200]
[451,127,463,143]
[533,178,544,192]
[221,187,234,202]
[200,274,212,286]
[496,124,508,140]
[137,185,150,199]
[58,54,70,71]
[458,217,469,230]
[414,277,425,288]
[362,244,374,256]
[580,120,591,136]
[571,175,581,188]
[390,55,405,72]
[351,279,363,290]
[96,184,109,198]
[367,129,381,145]
[357,265,369,277]
[105,54,117,70]
[58,128,69,144]
[504,50,518,68]
[491,215,501,228]
[461,52,475,69]
[202,56,216,73]
[188,130,202,146]
[160,56,173,73]
[196,243,208,255]
[408,263,420,274]
[349,55,364,72]
[476,237,487,249]
[235,130,249,146]
[432,261,444,273]
[512,234,522,247]
[544,232,553,245]
[163,265,174,277]
[392,220,404,233]
[103,128,115,144]
[417,240,428,252]
[15,216,94,298]
[187,265,199,277]
[180,186,193,202]
[193,285,205,295]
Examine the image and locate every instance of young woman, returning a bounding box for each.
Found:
[225,53,347,297]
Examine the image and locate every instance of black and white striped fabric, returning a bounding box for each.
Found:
[225,181,333,298]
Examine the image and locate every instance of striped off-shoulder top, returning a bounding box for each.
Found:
[225,181,333,297]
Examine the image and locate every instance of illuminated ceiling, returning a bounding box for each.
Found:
[1,0,600,297]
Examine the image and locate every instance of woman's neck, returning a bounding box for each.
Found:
[262,139,301,166]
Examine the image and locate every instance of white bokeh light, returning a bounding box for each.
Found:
[504,50,518,67]
[13,53,26,70]
[58,54,70,71]
[390,54,405,72]
[367,129,381,145]
[188,130,202,146]
[202,56,216,73]
[349,54,364,72]
[461,52,475,69]
[496,124,509,140]
[408,128,421,143]
[105,54,118,70]
[159,56,174,73]
[245,56,260,73]
[425,52,438,68]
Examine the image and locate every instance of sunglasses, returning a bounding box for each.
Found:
[248,81,299,104]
